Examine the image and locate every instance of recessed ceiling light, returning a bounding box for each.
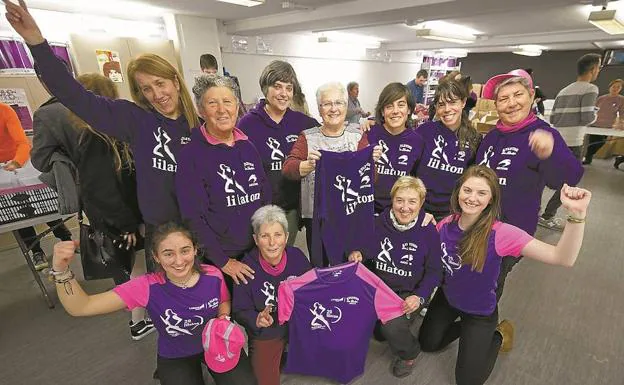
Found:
[217,0,265,7]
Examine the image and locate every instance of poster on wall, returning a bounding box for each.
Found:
[0,88,33,133]
[95,49,123,83]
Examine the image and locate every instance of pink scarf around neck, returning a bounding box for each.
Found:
[496,112,537,133]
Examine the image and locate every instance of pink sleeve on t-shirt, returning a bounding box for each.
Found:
[436,215,456,232]
[277,268,317,325]
[355,264,404,324]
[200,264,230,302]
[112,273,163,311]
[493,221,534,258]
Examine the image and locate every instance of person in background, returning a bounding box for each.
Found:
[366,82,424,213]
[415,80,481,220]
[348,177,442,378]
[238,61,318,246]
[539,53,600,229]
[419,165,591,385]
[176,75,270,286]
[200,53,219,75]
[5,0,201,271]
[524,68,546,116]
[0,102,72,270]
[290,82,311,116]
[31,71,154,340]
[49,222,256,385]
[233,205,311,385]
[406,69,428,105]
[282,82,381,255]
[346,81,370,124]
[585,78,624,166]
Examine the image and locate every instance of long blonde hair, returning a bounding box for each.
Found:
[70,74,132,175]
[127,54,200,128]
[450,165,501,273]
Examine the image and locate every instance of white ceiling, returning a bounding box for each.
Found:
[23,0,624,53]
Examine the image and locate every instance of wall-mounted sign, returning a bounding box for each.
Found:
[0,88,33,133]
[95,49,123,83]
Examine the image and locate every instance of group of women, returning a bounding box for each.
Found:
[5,1,593,385]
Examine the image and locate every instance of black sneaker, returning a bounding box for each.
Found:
[31,251,49,271]
[130,319,156,341]
[391,357,415,378]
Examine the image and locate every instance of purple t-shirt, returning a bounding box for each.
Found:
[232,246,312,340]
[436,216,532,316]
[415,121,475,216]
[278,262,403,384]
[366,124,424,213]
[113,265,229,358]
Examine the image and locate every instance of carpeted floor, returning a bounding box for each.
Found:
[1,159,622,385]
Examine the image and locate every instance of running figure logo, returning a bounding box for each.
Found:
[432,135,450,164]
[160,309,204,337]
[261,281,276,307]
[440,242,462,275]
[310,302,342,331]
[479,145,495,168]
[377,140,393,168]
[153,127,176,163]
[334,175,360,203]
[217,164,247,194]
[266,137,285,161]
[376,237,396,267]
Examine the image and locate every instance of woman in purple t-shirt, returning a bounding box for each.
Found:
[49,222,256,385]
[418,165,591,385]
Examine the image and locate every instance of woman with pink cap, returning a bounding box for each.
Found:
[475,69,583,344]
[49,222,256,385]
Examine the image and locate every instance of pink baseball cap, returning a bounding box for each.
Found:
[482,69,533,100]
[202,318,245,373]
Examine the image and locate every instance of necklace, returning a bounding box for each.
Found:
[168,271,197,289]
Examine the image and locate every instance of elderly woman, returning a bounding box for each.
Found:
[282,81,381,253]
[346,81,370,124]
[348,176,442,378]
[477,69,583,305]
[232,205,311,385]
[367,83,424,213]
[238,61,318,246]
[415,80,482,220]
[176,75,271,285]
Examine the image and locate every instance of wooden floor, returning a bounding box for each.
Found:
[1,159,622,385]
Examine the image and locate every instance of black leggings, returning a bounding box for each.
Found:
[157,352,256,385]
[419,290,502,385]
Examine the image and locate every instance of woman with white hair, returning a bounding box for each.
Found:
[282,82,381,254]
[233,205,311,385]
[176,75,271,285]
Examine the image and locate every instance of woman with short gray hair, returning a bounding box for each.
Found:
[176,74,272,286]
[283,81,382,256]
[233,205,311,385]
[238,61,318,247]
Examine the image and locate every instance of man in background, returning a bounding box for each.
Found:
[346,81,370,124]
[406,69,428,105]
[199,53,218,75]
[538,53,601,231]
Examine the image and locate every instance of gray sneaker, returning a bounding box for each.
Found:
[538,216,565,231]
[31,251,49,271]
[391,357,415,378]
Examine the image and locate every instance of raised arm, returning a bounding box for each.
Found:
[51,241,127,316]
[4,0,143,143]
[521,184,590,266]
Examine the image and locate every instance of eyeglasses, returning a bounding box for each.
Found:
[319,100,346,109]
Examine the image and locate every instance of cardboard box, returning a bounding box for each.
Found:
[472,83,483,98]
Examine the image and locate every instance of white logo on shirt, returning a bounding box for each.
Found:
[432,135,450,164]
[217,163,262,207]
[440,242,462,276]
[152,127,177,172]
[310,302,342,331]
[426,135,464,174]
[267,137,285,171]
[479,145,495,168]
[286,134,298,143]
[160,309,205,337]
[375,237,413,277]
[333,174,374,215]
[399,144,412,152]
[331,296,360,305]
[261,281,276,307]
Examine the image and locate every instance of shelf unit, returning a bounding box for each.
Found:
[420,56,462,105]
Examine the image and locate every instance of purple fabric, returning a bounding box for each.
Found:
[0,40,32,69]
[29,41,191,226]
[365,208,442,299]
[232,246,311,340]
[475,118,583,234]
[176,128,271,267]
[414,121,476,215]
[50,45,73,73]
[238,99,318,210]
[312,147,375,267]
[366,124,424,213]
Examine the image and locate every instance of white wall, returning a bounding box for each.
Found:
[221,33,423,121]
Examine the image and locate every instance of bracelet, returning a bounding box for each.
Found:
[567,215,586,224]
[49,267,70,276]
[53,270,75,284]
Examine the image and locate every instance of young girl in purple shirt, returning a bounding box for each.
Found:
[49,222,256,385]
[419,165,591,385]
